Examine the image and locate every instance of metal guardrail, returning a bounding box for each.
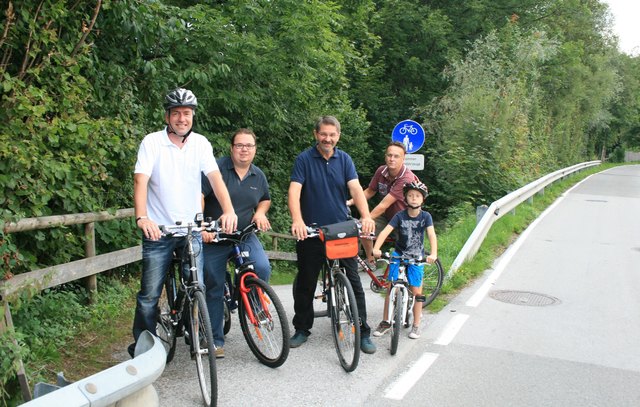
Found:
[447,160,601,278]
[21,331,165,407]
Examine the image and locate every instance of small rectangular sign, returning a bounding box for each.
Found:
[404,154,424,170]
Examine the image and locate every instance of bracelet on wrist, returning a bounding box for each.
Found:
[136,216,148,223]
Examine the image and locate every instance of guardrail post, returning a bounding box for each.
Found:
[84,222,97,299]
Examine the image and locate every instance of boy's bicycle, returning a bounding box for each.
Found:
[356,234,444,306]
[302,220,361,372]
[212,222,290,368]
[383,253,427,355]
[155,216,217,407]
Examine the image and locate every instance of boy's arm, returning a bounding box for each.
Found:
[426,225,438,263]
[372,224,395,258]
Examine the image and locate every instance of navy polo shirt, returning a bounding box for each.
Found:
[202,156,271,229]
[290,144,358,226]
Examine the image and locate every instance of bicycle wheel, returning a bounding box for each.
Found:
[190,290,217,407]
[422,258,444,307]
[238,276,290,368]
[156,268,177,363]
[390,288,403,355]
[329,272,360,372]
[223,301,231,335]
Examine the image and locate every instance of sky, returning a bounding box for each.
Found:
[602,0,640,56]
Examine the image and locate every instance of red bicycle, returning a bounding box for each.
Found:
[356,233,444,307]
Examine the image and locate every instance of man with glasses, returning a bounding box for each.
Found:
[348,141,418,267]
[201,128,272,359]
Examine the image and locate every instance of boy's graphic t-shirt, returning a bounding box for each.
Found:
[388,210,433,258]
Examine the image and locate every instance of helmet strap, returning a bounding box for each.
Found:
[166,124,192,143]
[407,204,422,209]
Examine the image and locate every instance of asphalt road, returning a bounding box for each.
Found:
[120,164,640,407]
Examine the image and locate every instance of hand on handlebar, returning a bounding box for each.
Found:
[426,253,437,264]
[252,214,271,232]
[359,216,375,235]
[201,230,217,243]
[291,219,308,240]
[138,218,162,241]
[218,212,238,234]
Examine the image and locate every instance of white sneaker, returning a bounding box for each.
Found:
[408,325,421,339]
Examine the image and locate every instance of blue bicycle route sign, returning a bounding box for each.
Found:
[391,120,425,154]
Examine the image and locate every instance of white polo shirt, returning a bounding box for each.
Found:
[134,128,218,226]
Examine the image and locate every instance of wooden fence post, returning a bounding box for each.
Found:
[84,222,97,299]
[1,302,32,401]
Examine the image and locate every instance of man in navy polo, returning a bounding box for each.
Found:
[288,115,377,354]
[201,128,272,359]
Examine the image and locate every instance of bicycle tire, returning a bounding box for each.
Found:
[422,258,444,307]
[190,289,217,407]
[329,272,360,372]
[390,288,402,355]
[238,276,290,368]
[223,301,231,335]
[156,268,177,363]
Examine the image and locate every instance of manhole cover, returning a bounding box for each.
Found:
[489,290,560,306]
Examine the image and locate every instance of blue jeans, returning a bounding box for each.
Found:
[132,234,204,343]
[203,233,271,347]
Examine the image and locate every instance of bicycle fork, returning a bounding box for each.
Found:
[388,284,410,327]
[238,271,272,337]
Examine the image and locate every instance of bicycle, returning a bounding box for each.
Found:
[356,234,444,307]
[212,222,290,368]
[382,253,427,355]
[302,220,361,372]
[155,216,217,407]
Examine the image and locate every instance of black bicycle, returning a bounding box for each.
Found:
[302,220,361,372]
[155,217,217,407]
[213,222,290,368]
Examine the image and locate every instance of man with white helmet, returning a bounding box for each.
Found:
[128,88,237,357]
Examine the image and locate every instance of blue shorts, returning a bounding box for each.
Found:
[387,252,424,288]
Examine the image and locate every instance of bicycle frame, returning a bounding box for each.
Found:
[217,224,268,326]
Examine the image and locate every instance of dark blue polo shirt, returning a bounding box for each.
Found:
[290,144,358,226]
[202,156,270,229]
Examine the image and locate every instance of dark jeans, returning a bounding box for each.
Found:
[132,234,204,343]
[292,238,371,337]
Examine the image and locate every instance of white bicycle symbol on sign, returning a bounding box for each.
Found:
[398,124,418,135]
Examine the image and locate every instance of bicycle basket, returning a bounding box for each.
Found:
[320,220,359,260]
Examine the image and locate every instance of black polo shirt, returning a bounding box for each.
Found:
[202,156,270,228]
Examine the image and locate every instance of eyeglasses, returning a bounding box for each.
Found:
[233,143,256,150]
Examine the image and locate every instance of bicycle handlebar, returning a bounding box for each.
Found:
[211,222,259,243]
[159,220,219,236]
[383,252,426,265]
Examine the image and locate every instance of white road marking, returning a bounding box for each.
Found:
[434,313,469,345]
[383,352,439,400]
